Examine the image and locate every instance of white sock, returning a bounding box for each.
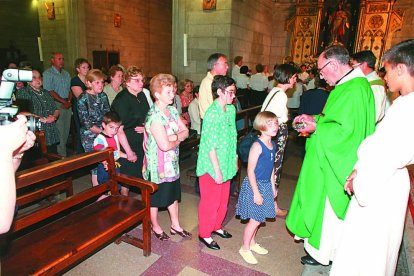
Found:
[215,229,224,234]
[203,237,213,243]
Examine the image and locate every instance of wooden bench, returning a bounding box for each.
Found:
[1,149,158,275]
[17,131,71,212]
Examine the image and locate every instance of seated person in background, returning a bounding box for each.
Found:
[298,64,309,83]
[188,85,201,135]
[15,69,60,154]
[287,81,304,109]
[179,79,194,124]
[235,65,250,108]
[235,65,250,90]
[93,111,126,185]
[299,77,329,115]
[104,65,124,105]
[304,68,316,90]
[249,63,269,106]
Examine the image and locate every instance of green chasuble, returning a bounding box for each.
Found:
[286,75,376,249]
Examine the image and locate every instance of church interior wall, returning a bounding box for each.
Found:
[393,0,414,46]
[0,0,42,70]
[230,0,275,72]
[81,0,172,77]
[1,0,414,83]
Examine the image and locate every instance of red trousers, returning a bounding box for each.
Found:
[198,173,230,238]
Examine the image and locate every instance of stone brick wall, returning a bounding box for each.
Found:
[230,0,275,72]
[172,0,294,84]
[81,0,172,77]
[38,0,70,72]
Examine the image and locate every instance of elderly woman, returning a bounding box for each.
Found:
[111,66,153,195]
[71,58,90,154]
[197,75,238,250]
[78,69,110,186]
[104,65,124,105]
[143,73,190,241]
[15,69,60,154]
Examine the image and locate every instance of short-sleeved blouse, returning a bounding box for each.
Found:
[143,105,180,184]
[15,86,60,146]
[196,100,237,181]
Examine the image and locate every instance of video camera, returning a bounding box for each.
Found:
[0,69,41,132]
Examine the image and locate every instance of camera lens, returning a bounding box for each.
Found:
[26,115,41,132]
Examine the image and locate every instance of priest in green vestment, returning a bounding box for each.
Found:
[286,45,376,266]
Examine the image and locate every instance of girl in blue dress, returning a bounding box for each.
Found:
[236,111,278,265]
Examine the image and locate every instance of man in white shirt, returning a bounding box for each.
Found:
[350,50,386,124]
[249,63,269,106]
[231,56,243,80]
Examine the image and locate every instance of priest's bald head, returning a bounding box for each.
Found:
[317,45,353,86]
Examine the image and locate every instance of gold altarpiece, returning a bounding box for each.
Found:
[354,0,403,62]
[287,0,404,64]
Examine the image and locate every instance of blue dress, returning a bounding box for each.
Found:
[236,139,277,222]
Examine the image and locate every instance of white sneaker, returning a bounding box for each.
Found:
[250,243,268,255]
[239,247,258,264]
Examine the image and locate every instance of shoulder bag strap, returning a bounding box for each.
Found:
[263,88,280,111]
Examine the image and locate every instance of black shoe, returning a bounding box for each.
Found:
[300,255,321,266]
[198,237,220,250]
[212,230,232,239]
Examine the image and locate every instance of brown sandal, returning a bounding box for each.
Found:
[170,227,192,238]
[152,229,170,241]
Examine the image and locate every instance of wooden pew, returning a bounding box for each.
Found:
[16,131,71,211]
[236,105,262,138]
[1,149,158,275]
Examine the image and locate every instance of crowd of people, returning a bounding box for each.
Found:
[2,38,413,275]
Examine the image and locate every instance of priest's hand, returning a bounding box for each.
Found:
[293,114,316,134]
[344,169,357,195]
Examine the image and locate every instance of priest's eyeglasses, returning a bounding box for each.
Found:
[317,60,331,75]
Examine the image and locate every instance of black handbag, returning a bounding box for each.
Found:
[237,130,257,163]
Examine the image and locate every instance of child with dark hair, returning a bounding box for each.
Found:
[93,111,126,185]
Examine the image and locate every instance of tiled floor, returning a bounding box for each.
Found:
[40,136,413,275]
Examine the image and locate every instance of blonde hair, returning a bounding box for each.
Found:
[253,111,278,132]
[179,79,194,94]
[124,66,144,82]
[150,74,176,98]
[86,69,106,83]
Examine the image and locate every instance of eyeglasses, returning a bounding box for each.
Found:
[317,60,331,74]
[215,62,229,66]
[130,78,143,83]
[224,89,236,95]
[351,62,362,68]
